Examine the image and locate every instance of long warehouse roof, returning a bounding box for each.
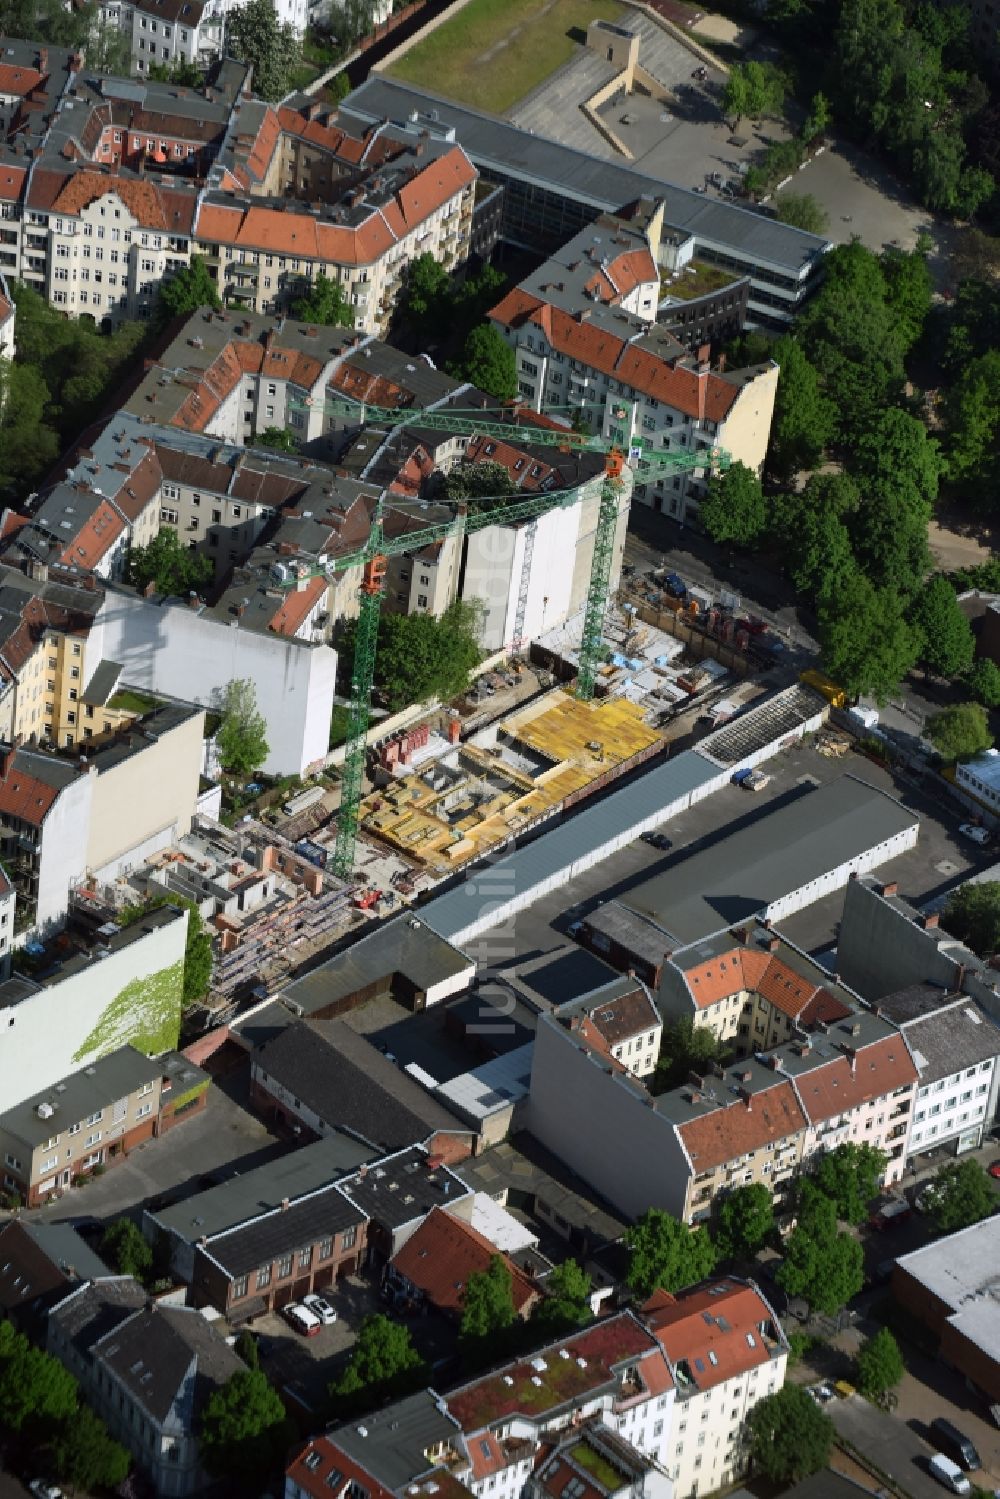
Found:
[342,76,831,277]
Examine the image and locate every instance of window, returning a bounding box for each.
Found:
[256,1265,272,1289]
[417,594,429,608]
[136,1102,152,1119]
[318,1237,333,1260]
[277,1254,292,1278]
[85,1110,103,1126]
[232,1274,248,1299]
[341,1225,357,1251]
[4,1154,21,1172]
[85,1131,101,1147]
[40,1155,58,1173]
[298,1246,312,1269]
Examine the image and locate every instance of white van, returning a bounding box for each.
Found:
[929,1454,971,1495]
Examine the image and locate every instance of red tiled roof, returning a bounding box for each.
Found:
[463,434,558,492]
[58,498,125,570]
[391,1206,539,1319]
[489,291,741,422]
[267,574,326,638]
[0,64,44,96]
[682,946,852,1024]
[676,1079,807,1172]
[0,760,65,825]
[793,1035,918,1124]
[643,1279,778,1390]
[286,1440,394,1499]
[34,170,196,232]
[582,248,658,305]
[0,164,27,202]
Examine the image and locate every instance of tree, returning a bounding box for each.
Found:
[457,324,517,401]
[292,272,355,328]
[441,460,515,507]
[44,1405,130,1492]
[332,1314,425,1409]
[126,527,214,598]
[749,1385,834,1483]
[855,1327,905,1398]
[768,338,835,478]
[100,1217,153,1281]
[722,61,786,130]
[924,1159,997,1233]
[771,474,858,598]
[881,245,933,353]
[968,658,1000,708]
[0,1322,78,1434]
[777,1189,864,1313]
[924,702,993,761]
[533,1259,593,1335]
[402,253,450,341]
[217,678,269,776]
[148,57,206,85]
[715,1184,774,1259]
[85,17,133,74]
[460,1254,516,1346]
[199,1369,292,1484]
[0,360,61,495]
[341,598,483,711]
[699,462,766,547]
[256,425,297,452]
[944,881,1000,957]
[852,407,941,510]
[775,193,829,233]
[801,91,831,142]
[625,1208,718,1299]
[810,1143,888,1224]
[235,1329,260,1369]
[818,574,920,702]
[652,1017,729,1094]
[227,0,301,100]
[911,576,975,678]
[945,350,1000,492]
[154,254,220,330]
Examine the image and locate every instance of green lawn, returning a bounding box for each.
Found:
[387,0,626,115]
[108,689,160,715]
[661,260,740,302]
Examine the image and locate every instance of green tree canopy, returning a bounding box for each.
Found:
[777,1188,864,1313]
[292,272,355,328]
[100,1217,153,1281]
[699,462,767,547]
[652,1017,729,1094]
[332,1314,425,1410]
[154,255,220,331]
[768,338,835,479]
[924,1159,997,1233]
[457,324,517,401]
[147,58,206,85]
[749,1385,834,1483]
[533,1259,593,1335]
[810,1143,888,1224]
[855,1327,905,1398]
[402,253,451,341]
[818,573,920,702]
[228,0,301,99]
[924,701,993,761]
[771,474,858,599]
[126,527,214,598]
[341,598,483,711]
[0,359,61,496]
[199,1368,292,1483]
[722,61,786,129]
[945,350,1000,493]
[714,1183,774,1259]
[460,1254,516,1347]
[881,245,934,352]
[256,426,298,452]
[625,1208,718,1299]
[910,576,976,678]
[944,881,1000,956]
[802,91,831,142]
[121,892,212,1003]
[0,1321,78,1435]
[235,1329,260,1369]
[775,193,829,233]
[968,657,1000,708]
[441,460,516,507]
[44,1404,130,1492]
[217,678,270,777]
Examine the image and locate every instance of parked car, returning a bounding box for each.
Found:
[302,1293,337,1326]
[959,823,991,847]
[282,1303,321,1338]
[869,1200,912,1231]
[988,1160,1000,1179]
[930,1419,980,1471]
[29,1483,62,1499]
[915,1185,940,1214]
[640,831,672,850]
[929,1455,972,1495]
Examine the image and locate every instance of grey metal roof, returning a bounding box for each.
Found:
[21,1223,111,1283]
[204,1180,363,1277]
[897,999,1000,1086]
[331,1391,460,1489]
[342,77,831,276]
[48,1276,147,1357]
[93,1303,243,1424]
[280,916,473,1015]
[340,1145,470,1231]
[148,1136,378,1245]
[419,750,720,941]
[614,775,918,948]
[0,1045,163,1148]
[81,660,123,707]
[895,1215,1000,1310]
[453,1133,627,1247]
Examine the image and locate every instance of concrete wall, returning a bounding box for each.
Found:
[87,712,204,877]
[762,821,919,927]
[92,588,337,776]
[0,911,187,1109]
[527,1011,690,1220]
[837,879,963,1001]
[718,364,779,478]
[37,774,94,934]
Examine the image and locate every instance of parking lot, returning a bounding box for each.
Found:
[462,733,984,984]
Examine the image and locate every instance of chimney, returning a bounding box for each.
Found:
[881,880,898,898]
[741,1089,753,1110]
[687,1070,704,1088]
[717,352,727,373]
[920,912,939,930]
[188,592,200,609]
[767,935,780,952]
[733,926,749,945]
[144,581,157,598]
[281,1197,289,1210]
[766,1054,783,1071]
[0,747,14,780]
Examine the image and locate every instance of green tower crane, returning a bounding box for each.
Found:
[280,394,729,877]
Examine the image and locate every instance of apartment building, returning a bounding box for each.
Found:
[0,1045,164,1205]
[875,986,1000,1157]
[0,565,104,746]
[287,1315,677,1499]
[103,0,315,74]
[529,961,919,1222]
[490,284,777,524]
[643,1279,787,1497]
[529,1425,671,1499]
[48,1279,244,1497]
[559,975,662,1079]
[0,272,14,357]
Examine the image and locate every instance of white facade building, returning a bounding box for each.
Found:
[892,997,1000,1157]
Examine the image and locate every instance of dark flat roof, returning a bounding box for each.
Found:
[281,917,473,1016]
[203,1181,363,1277]
[340,1145,470,1231]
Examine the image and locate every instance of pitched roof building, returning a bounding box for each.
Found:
[386,1205,541,1320]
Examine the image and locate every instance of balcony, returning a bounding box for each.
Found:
[889,1103,910,1120]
